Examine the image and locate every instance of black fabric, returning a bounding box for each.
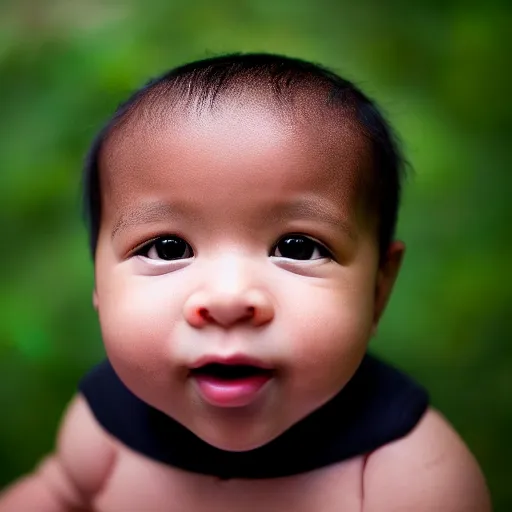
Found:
[79,354,428,479]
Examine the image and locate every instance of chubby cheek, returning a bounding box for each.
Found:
[96,274,183,406]
[283,280,375,403]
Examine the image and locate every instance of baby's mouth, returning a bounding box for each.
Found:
[190,363,274,407]
[191,363,273,380]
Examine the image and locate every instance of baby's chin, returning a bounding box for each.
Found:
[178,393,329,453]
[182,406,283,452]
[185,415,289,452]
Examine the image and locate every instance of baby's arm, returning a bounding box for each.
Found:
[0,394,116,511]
[362,408,492,511]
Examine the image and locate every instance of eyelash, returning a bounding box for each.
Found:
[133,234,334,261]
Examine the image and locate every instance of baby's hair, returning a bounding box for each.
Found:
[83,53,406,260]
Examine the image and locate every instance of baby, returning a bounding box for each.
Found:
[0,53,491,511]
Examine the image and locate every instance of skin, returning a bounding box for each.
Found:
[0,98,491,511]
[95,99,393,451]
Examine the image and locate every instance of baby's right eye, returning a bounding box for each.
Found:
[135,236,194,261]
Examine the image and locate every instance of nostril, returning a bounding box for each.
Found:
[198,308,213,321]
[197,306,256,324]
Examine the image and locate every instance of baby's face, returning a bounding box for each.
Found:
[93,100,403,450]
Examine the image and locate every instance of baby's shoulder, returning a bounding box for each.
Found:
[53,394,117,503]
[361,407,491,511]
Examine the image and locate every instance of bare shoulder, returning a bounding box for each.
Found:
[0,394,117,511]
[57,394,117,494]
[38,393,117,505]
[362,407,492,512]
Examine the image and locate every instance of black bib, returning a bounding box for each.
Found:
[79,354,428,480]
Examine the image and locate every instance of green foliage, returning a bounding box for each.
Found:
[0,0,510,508]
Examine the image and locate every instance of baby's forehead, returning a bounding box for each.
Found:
[100,98,372,219]
[106,93,369,169]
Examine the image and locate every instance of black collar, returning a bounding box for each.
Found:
[80,354,428,479]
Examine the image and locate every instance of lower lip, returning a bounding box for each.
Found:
[192,373,273,408]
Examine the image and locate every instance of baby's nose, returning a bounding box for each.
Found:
[183,289,274,328]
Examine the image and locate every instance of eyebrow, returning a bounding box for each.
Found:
[266,199,356,240]
[111,198,355,240]
[111,202,191,239]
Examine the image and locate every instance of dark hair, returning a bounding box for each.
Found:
[83,53,406,260]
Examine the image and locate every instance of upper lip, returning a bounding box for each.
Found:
[190,354,274,370]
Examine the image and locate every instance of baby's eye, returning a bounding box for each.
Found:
[136,236,193,261]
[271,235,332,260]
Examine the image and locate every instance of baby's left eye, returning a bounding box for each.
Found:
[271,235,332,260]
[135,236,194,261]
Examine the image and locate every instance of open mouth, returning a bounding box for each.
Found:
[191,363,273,380]
[190,362,274,407]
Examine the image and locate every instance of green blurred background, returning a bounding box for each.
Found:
[0,0,510,508]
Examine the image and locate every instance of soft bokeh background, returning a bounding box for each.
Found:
[0,0,510,508]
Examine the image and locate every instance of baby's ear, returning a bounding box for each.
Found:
[371,241,405,336]
[92,289,99,311]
